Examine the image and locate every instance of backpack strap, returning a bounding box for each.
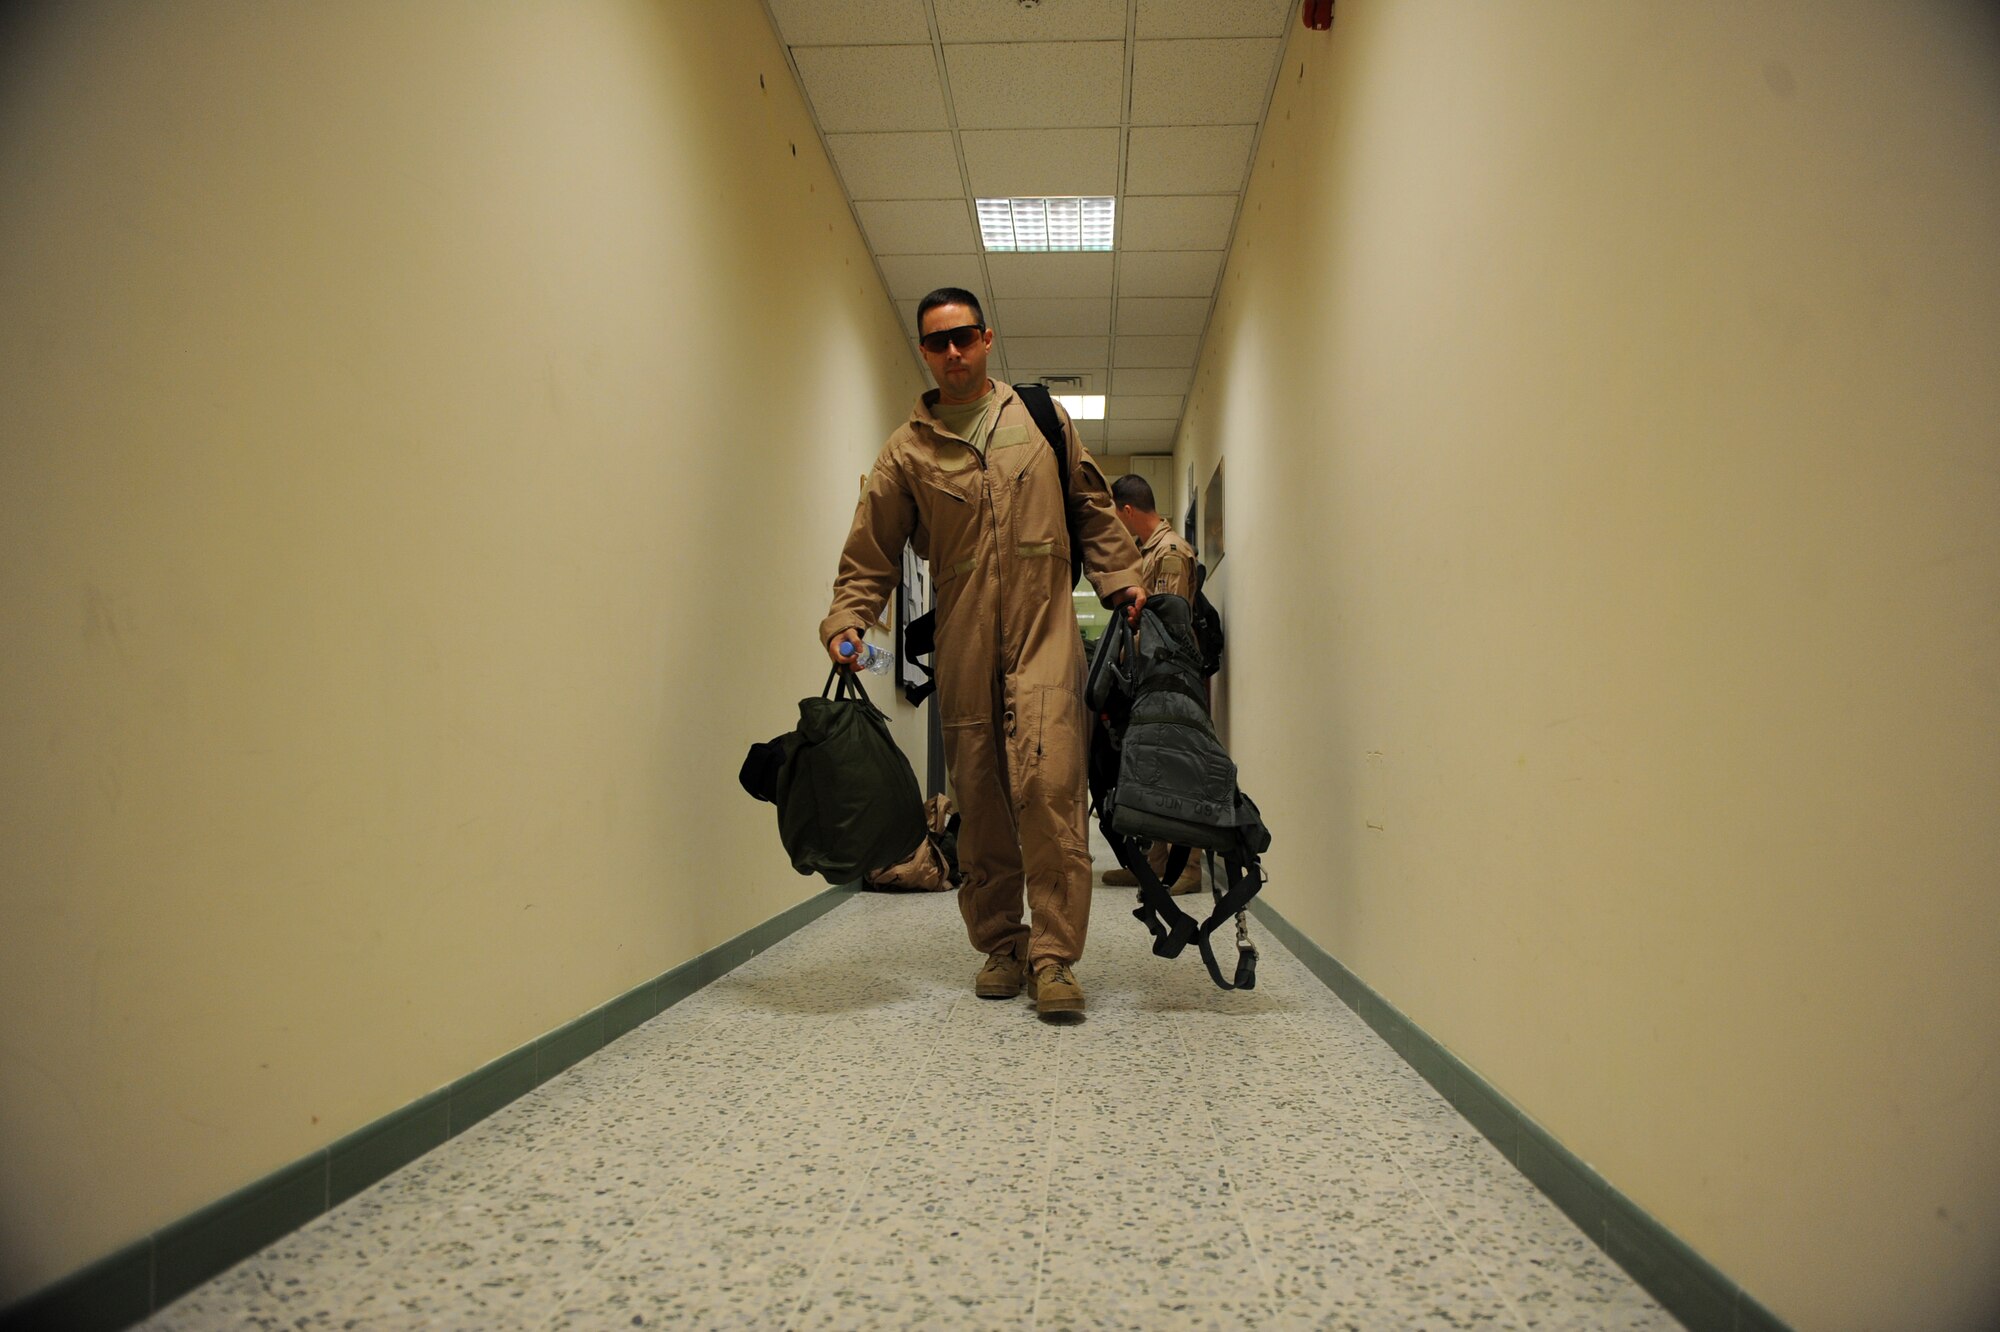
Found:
[900,606,937,706]
[1112,829,1199,960]
[1192,852,1265,990]
[1013,382,1085,591]
[1107,814,1266,992]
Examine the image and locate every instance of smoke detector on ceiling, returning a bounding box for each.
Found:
[1018,371,1104,395]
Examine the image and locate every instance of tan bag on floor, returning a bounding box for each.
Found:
[863,796,960,892]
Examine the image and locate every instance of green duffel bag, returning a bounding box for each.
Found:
[741,667,927,885]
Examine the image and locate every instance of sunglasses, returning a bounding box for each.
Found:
[919,323,986,355]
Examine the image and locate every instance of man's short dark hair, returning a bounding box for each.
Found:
[1111,474,1157,512]
[918,287,985,330]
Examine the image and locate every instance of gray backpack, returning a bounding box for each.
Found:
[1087,595,1270,989]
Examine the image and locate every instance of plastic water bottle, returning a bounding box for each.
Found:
[838,640,894,674]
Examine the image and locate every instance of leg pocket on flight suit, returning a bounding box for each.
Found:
[941,716,992,798]
[1023,685,1091,867]
[1027,684,1086,797]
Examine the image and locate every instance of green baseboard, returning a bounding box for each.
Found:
[1247,897,1790,1332]
[0,883,857,1332]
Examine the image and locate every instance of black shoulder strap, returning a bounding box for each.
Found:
[1013,382,1085,590]
[1105,821,1264,992]
[900,606,937,706]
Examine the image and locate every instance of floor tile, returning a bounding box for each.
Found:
[139,885,1681,1332]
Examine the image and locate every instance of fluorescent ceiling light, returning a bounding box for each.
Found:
[977,197,1114,252]
[1053,394,1105,420]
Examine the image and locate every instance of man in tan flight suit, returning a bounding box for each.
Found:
[1102,473,1205,896]
[821,288,1145,1018]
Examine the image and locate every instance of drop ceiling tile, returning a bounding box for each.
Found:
[1132,40,1281,125]
[1116,296,1211,334]
[1119,195,1240,250]
[961,128,1120,198]
[856,200,978,254]
[946,43,1125,129]
[1005,336,1110,368]
[1112,366,1193,394]
[766,0,930,45]
[827,132,965,199]
[878,253,984,301]
[1108,395,1185,419]
[1138,0,1292,38]
[793,46,948,133]
[988,298,1112,337]
[986,252,1115,299]
[1114,335,1199,368]
[1108,419,1179,443]
[1118,250,1224,297]
[1125,125,1256,194]
[1069,419,1108,443]
[935,0,1126,42]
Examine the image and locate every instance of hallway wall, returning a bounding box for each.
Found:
[1178,3,2000,1329]
[0,0,924,1301]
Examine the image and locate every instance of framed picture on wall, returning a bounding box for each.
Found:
[896,542,931,698]
[1203,459,1225,571]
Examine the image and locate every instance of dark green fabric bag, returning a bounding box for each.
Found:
[746,667,926,885]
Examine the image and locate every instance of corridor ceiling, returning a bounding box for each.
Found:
[760,0,1296,451]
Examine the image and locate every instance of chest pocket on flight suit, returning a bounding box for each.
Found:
[996,424,1068,562]
[921,458,982,618]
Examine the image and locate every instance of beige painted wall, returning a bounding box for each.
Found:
[0,0,926,1299]
[1177,4,2000,1329]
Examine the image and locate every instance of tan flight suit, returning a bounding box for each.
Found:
[1137,518,1196,604]
[820,382,1143,968]
[1136,520,1200,884]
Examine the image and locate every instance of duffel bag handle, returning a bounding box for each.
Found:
[824,663,888,719]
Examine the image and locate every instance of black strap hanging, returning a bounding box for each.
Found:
[1014,381,1085,591]
[1111,824,1262,992]
[900,606,937,706]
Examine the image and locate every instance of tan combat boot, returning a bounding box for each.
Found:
[1101,866,1139,886]
[1028,961,1085,1018]
[975,950,1028,999]
[1169,861,1204,895]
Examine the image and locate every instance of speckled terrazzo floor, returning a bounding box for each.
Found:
[140,847,1680,1332]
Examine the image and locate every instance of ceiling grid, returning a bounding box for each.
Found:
[1089,0,1138,439]
[922,0,1003,381]
[762,0,1299,454]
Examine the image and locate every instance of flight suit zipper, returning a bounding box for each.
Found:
[975,417,1018,728]
[1012,426,1048,758]
[928,411,1014,737]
